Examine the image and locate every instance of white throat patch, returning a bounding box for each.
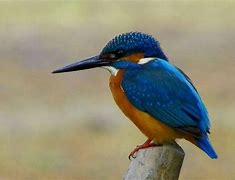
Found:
[138,57,156,64]
[102,66,119,76]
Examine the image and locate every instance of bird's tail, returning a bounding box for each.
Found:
[196,136,218,159]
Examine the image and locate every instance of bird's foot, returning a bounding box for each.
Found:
[128,139,161,160]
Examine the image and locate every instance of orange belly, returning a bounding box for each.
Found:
[109,70,184,144]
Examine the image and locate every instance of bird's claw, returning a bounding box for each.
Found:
[128,145,140,160]
[128,139,160,160]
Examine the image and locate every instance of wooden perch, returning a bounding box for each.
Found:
[123,142,185,180]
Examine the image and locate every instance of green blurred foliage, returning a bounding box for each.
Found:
[0,1,234,179]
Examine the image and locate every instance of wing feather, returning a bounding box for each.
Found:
[121,59,210,137]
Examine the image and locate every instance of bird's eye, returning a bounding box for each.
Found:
[116,50,125,57]
[100,50,125,60]
[109,53,116,59]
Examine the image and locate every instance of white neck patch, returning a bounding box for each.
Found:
[102,66,119,76]
[138,57,156,64]
[102,57,156,76]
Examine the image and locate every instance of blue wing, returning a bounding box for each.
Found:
[121,59,210,137]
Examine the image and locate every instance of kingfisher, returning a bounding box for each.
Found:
[53,32,217,159]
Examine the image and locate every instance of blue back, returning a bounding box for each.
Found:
[121,59,210,136]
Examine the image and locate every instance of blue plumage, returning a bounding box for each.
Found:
[101,32,168,60]
[54,31,217,159]
[115,59,217,158]
[196,137,217,159]
[120,59,208,132]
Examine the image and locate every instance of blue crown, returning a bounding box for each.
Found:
[101,32,168,60]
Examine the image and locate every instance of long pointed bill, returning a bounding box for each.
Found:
[52,56,111,73]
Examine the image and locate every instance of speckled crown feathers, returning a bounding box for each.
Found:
[101,32,168,60]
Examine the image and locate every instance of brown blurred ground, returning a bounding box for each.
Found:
[0,1,235,179]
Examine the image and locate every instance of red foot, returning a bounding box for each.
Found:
[128,139,161,160]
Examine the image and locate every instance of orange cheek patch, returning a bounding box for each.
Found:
[123,53,144,63]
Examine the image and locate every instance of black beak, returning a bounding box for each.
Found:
[52,55,111,73]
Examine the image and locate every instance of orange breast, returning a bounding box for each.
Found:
[109,70,184,143]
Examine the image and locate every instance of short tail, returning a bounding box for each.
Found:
[196,136,218,159]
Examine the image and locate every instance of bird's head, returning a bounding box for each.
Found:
[53,32,168,75]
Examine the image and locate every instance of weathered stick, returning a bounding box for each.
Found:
[124,142,185,180]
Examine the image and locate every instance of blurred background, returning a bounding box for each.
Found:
[0,1,234,179]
